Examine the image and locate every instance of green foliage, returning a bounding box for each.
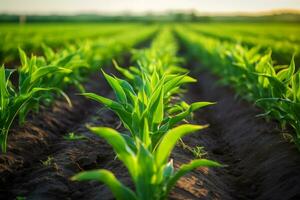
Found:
[72,169,137,200]
[177,25,300,147]
[0,23,148,64]
[0,25,157,153]
[0,46,82,152]
[187,23,300,64]
[73,28,219,200]
[0,64,62,152]
[73,126,221,200]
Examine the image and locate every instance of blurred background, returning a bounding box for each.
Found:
[0,0,300,22]
[1,0,299,65]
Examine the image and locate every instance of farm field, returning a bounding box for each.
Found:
[0,22,300,200]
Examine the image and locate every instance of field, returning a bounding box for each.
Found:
[0,22,300,200]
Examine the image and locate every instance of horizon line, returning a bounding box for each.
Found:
[1,8,300,16]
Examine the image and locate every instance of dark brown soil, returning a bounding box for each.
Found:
[169,67,300,200]
[1,57,300,200]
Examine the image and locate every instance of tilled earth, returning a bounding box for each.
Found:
[1,59,300,200]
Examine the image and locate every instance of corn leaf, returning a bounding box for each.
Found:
[155,124,208,166]
[88,127,137,178]
[72,169,137,200]
[166,159,222,193]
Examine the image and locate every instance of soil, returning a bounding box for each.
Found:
[169,66,300,200]
[1,53,300,199]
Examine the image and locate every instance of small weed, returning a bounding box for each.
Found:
[41,156,54,166]
[63,132,87,141]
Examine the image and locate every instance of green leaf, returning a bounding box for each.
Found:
[256,73,287,97]
[152,87,164,124]
[0,66,9,112]
[18,48,28,68]
[155,124,208,166]
[82,93,132,130]
[115,77,136,107]
[88,127,137,177]
[42,43,55,61]
[54,52,77,66]
[113,60,135,81]
[190,102,216,111]
[292,70,300,101]
[20,65,71,93]
[164,74,196,92]
[163,160,174,181]
[102,70,127,105]
[142,117,151,149]
[283,55,295,83]
[82,92,124,110]
[72,169,137,200]
[166,159,222,194]
[135,142,155,199]
[167,102,215,128]
[148,78,164,124]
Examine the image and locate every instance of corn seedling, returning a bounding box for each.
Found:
[0,48,74,152]
[82,70,214,150]
[72,29,219,200]
[0,26,156,153]
[72,125,221,200]
[176,26,300,148]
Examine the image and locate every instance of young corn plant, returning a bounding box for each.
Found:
[41,43,88,92]
[0,49,72,153]
[0,27,156,153]
[17,48,73,123]
[0,65,53,152]
[72,29,219,199]
[254,56,300,145]
[82,29,214,148]
[72,125,221,200]
[177,26,300,149]
[222,46,300,144]
[82,69,214,149]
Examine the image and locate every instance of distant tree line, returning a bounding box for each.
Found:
[0,12,299,23]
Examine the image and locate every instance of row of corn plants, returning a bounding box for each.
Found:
[71,28,221,200]
[176,26,300,148]
[187,23,300,65]
[0,23,144,64]
[0,26,156,153]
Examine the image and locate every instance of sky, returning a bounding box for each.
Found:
[0,0,300,14]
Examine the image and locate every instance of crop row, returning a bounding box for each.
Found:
[176,26,300,148]
[0,23,144,64]
[188,23,300,64]
[0,26,156,153]
[71,28,221,200]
